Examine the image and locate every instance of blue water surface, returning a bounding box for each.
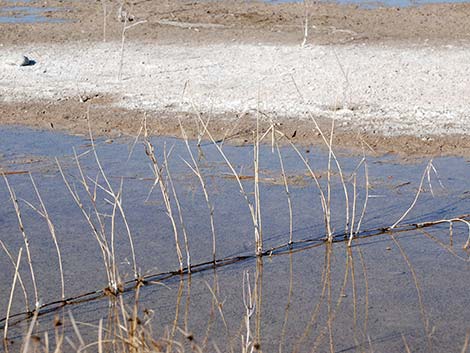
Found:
[0,4,68,23]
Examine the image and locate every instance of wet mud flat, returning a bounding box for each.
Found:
[3,0,470,157]
[1,126,470,352]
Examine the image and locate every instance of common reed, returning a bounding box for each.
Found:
[2,111,469,353]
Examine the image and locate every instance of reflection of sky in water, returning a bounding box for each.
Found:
[0,16,67,23]
[2,127,470,352]
[0,5,67,24]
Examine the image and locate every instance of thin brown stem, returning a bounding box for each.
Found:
[3,174,39,309]
[3,248,23,342]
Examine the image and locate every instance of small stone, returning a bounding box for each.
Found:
[19,55,31,66]
[6,54,31,67]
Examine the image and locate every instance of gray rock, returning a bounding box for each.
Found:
[6,55,31,67]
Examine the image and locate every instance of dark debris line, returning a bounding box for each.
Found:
[1,213,469,329]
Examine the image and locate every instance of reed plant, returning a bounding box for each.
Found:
[2,108,469,353]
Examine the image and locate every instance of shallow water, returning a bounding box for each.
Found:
[1,126,470,352]
[0,5,67,24]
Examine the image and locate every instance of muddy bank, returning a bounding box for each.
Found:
[2,0,470,156]
[1,41,470,157]
[2,100,470,158]
[2,0,470,45]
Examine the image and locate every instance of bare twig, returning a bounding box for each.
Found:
[0,240,30,313]
[4,248,23,342]
[391,160,434,229]
[142,119,184,272]
[118,19,147,80]
[28,173,65,300]
[164,145,192,272]
[3,174,39,309]
[180,123,217,263]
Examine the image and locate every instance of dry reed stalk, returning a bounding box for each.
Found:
[98,319,103,353]
[128,283,143,350]
[168,278,184,352]
[69,312,86,350]
[54,316,64,353]
[348,248,360,348]
[402,334,412,353]
[388,234,432,351]
[109,184,120,291]
[20,305,38,353]
[326,120,335,241]
[196,114,211,147]
[274,129,330,238]
[326,246,335,353]
[290,76,351,232]
[311,244,352,353]
[427,162,444,197]
[74,339,116,353]
[450,221,454,247]
[26,173,65,300]
[56,157,116,291]
[43,332,49,353]
[127,124,143,162]
[118,18,147,80]
[270,122,352,243]
[220,109,249,146]
[182,82,212,147]
[292,249,329,353]
[254,257,263,351]
[253,113,263,255]
[391,160,434,229]
[275,141,294,245]
[305,244,358,353]
[406,216,470,250]
[348,173,357,245]
[354,159,369,235]
[185,91,265,254]
[192,112,263,256]
[115,297,129,352]
[205,280,230,334]
[1,170,28,176]
[142,120,184,272]
[183,276,192,334]
[278,252,294,353]
[419,228,468,261]
[242,271,255,353]
[3,247,23,343]
[461,330,470,353]
[86,118,139,280]
[0,240,30,313]
[356,246,370,343]
[201,270,221,351]
[3,174,39,309]
[180,123,217,263]
[301,0,309,47]
[452,220,470,249]
[163,146,192,272]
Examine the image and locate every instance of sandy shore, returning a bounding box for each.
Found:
[1,0,470,156]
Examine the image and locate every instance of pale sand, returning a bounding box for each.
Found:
[1,41,469,138]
